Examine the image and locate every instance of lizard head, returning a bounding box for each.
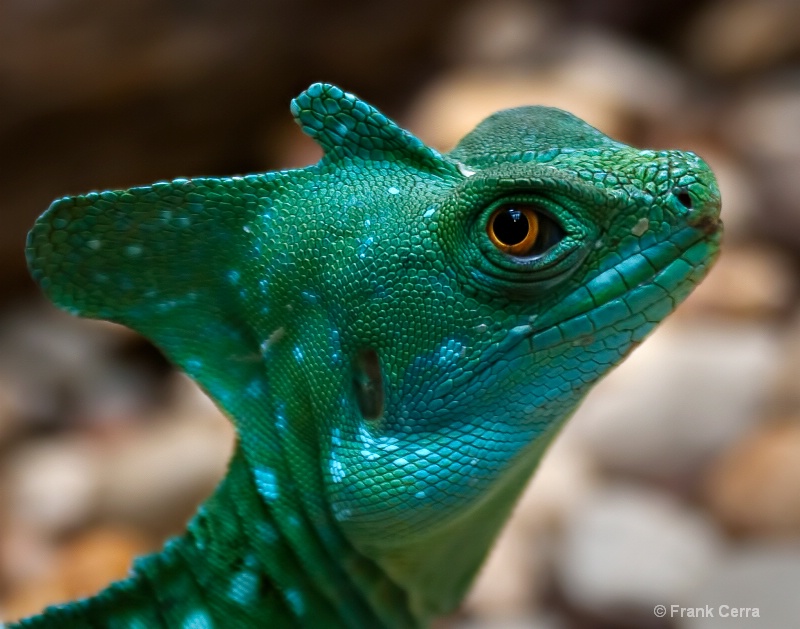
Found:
[27,83,722,622]
[306,92,722,615]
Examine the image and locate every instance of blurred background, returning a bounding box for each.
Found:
[0,0,798,627]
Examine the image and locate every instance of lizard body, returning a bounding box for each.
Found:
[16,83,721,628]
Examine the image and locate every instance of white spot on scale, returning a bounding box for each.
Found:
[257,521,279,544]
[260,327,285,355]
[254,467,280,502]
[125,245,143,257]
[361,450,379,461]
[423,207,436,219]
[631,217,650,237]
[393,457,410,467]
[330,455,345,483]
[87,239,102,250]
[186,358,203,371]
[181,610,213,629]
[285,588,305,615]
[228,570,259,606]
[388,186,400,195]
[457,162,476,177]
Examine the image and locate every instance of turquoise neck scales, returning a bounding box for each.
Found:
[18,83,722,628]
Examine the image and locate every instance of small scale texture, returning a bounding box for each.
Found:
[17,83,722,628]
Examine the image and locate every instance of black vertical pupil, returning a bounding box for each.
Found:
[494,208,529,245]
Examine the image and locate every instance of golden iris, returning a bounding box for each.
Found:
[487,205,540,256]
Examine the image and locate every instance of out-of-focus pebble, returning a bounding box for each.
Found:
[2,527,154,623]
[5,438,99,535]
[568,319,780,483]
[770,311,800,410]
[685,0,800,76]
[97,375,234,535]
[551,29,686,121]
[704,421,800,537]
[723,84,800,162]
[679,246,796,320]
[680,543,800,628]
[409,27,687,153]
[464,433,599,617]
[452,613,565,629]
[463,524,539,618]
[406,69,628,153]
[685,145,759,244]
[440,0,556,65]
[0,304,160,429]
[555,484,723,620]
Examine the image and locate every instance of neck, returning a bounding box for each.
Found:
[14,446,419,629]
[368,421,562,618]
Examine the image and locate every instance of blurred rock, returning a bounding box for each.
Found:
[704,421,800,537]
[0,379,22,448]
[556,484,724,622]
[551,29,686,122]
[517,433,601,532]
[441,0,556,66]
[464,525,539,618]
[679,246,796,320]
[721,80,800,248]
[0,302,162,431]
[452,613,564,629]
[2,526,153,623]
[723,82,800,163]
[757,160,800,250]
[770,310,800,411]
[5,438,100,535]
[681,543,800,628]
[465,432,598,618]
[685,0,800,76]
[408,27,687,153]
[96,375,234,536]
[407,69,629,153]
[682,144,759,244]
[568,318,780,484]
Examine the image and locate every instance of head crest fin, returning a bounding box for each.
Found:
[291,83,457,174]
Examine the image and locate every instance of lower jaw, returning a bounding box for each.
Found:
[532,234,719,351]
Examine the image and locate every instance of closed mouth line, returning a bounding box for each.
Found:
[439,227,718,393]
[531,229,718,349]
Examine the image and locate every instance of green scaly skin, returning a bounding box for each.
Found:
[15,83,721,628]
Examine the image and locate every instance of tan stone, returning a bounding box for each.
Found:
[685,0,800,75]
[704,422,800,536]
[679,246,796,321]
[1,527,154,623]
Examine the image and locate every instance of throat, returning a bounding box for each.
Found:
[161,444,419,628]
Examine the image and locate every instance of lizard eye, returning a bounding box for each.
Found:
[487,203,564,257]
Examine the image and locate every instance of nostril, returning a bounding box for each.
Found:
[672,187,693,210]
